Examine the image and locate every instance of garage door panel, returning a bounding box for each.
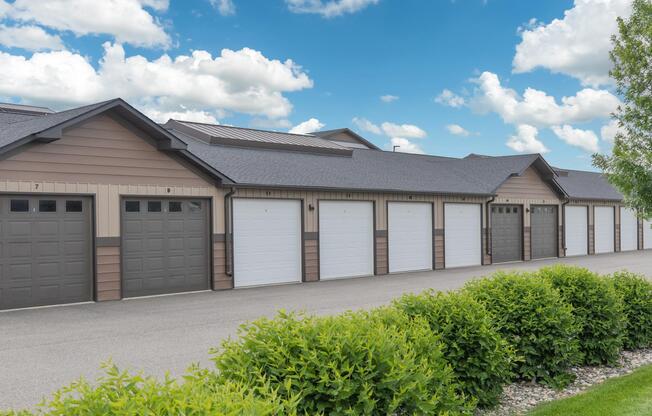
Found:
[320,201,374,280]
[122,198,210,297]
[0,195,93,310]
[645,220,652,249]
[594,206,615,254]
[491,205,522,263]
[620,207,638,252]
[388,202,433,273]
[565,206,588,256]
[233,199,302,287]
[444,204,481,268]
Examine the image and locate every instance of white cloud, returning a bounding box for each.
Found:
[506,124,549,154]
[0,24,64,50]
[144,107,219,124]
[513,0,632,86]
[381,122,426,139]
[380,94,398,103]
[551,124,600,153]
[285,0,379,17]
[210,0,236,16]
[3,0,170,48]
[600,119,621,143]
[389,137,424,154]
[446,124,471,137]
[249,118,293,130]
[434,89,465,108]
[289,117,324,134]
[352,117,381,134]
[471,71,620,128]
[0,43,313,118]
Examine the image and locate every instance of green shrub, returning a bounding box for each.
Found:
[212,309,472,415]
[611,271,652,349]
[464,271,581,387]
[394,290,514,407]
[4,363,294,416]
[537,265,625,365]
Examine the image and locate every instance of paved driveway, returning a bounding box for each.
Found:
[1,251,651,410]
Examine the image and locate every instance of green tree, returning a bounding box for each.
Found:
[593,0,652,218]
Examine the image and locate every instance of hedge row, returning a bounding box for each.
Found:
[5,266,652,415]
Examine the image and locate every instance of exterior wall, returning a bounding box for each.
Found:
[324,131,370,147]
[0,114,221,301]
[493,167,562,262]
[219,187,489,286]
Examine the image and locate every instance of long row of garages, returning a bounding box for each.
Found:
[2,195,651,310]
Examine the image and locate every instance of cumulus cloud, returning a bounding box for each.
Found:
[144,107,220,124]
[352,117,381,134]
[506,124,549,154]
[470,71,620,128]
[285,0,379,17]
[380,94,398,103]
[210,0,236,16]
[513,0,632,86]
[381,122,426,139]
[600,119,622,143]
[289,117,324,134]
[0,43,313,118]
[2,0,170,48]
[435,89,465,108]
[551,124,600,153]
[446,124,471,137]
[0,24,64,50]
[389,137,424,154]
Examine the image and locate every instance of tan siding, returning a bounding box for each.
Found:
[96,246,120,301]
[496,167,560,202]
[304,239,319,282]
[375,236,388,275]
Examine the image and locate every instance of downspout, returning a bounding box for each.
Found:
[224,187,236,277]
[485,195,496,257]
[561,198,569,256]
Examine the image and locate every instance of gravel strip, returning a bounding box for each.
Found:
[477,348,652,416]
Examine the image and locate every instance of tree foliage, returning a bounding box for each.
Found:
[593,0,652,218]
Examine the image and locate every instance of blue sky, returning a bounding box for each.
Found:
[0,0,632,170]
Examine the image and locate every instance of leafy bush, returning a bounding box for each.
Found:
[611,271,652,349]
[212,309,472,415]
[394,290,514,407]
[464,272,581,387]
[537,265,625,365]
[4,363,294,416]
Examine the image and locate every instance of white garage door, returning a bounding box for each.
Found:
[233,199,302,287]
[620,207,638,252]
[594,206,615,254]
[565,206,588,257]
[444,203,481,268]
[388,202,433,273]
[319,201,374,280]
[644,219,652,249]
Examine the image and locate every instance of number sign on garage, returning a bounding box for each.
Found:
[444,203,481,268]
[0,195,93,310]
[232,199,302,287]
[388,202,433,273]
[319,201,374,280]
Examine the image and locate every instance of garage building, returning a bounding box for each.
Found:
[0,98,644,310]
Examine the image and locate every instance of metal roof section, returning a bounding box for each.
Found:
[312,128,381,150]
[164,119,353,156]
[0,102,54,115]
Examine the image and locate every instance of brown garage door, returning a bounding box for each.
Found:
[491,205,523,263]
[0,195,93,310]
[121,198,210,297]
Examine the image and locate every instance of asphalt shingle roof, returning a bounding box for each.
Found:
[555,168,623,201]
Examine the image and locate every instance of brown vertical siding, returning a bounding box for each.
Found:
[615,207,621,252]
[523,227,531,261]
[434,230,445,269]
[558,225,565,257]
[213,238,231,290]
[96,246,121,301]
[639,220,645,250]
[482,228,492,265]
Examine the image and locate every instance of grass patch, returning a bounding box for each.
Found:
[528,364,652,416]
